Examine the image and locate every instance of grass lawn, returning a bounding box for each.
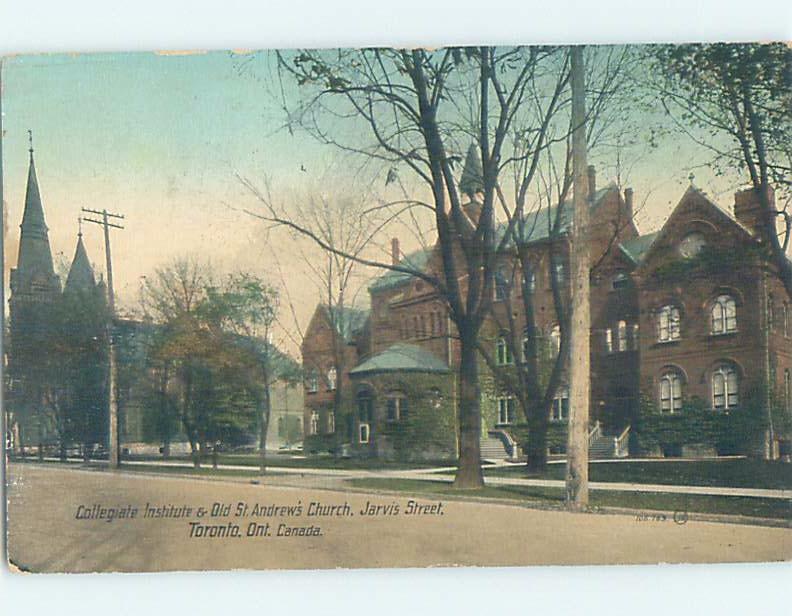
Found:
[123,453,457,471]
[479,459,792,490]
[348,478,792,520]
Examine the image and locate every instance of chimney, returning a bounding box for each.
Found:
[587,165,596,201]
[624,187,634,220]
[391,237,400,265]
[734,185,775,235]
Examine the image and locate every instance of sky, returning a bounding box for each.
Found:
[0,48,757,357]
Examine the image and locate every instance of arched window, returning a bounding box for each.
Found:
[306,370,319,394]
[712,364,739,410]
[550,324,561,354]
[497,396,515,425]
[430,312,437,336]
[326,367,337,391]
[496,335,513,365]
[551,388,569,422]
[768,295,776,330]
[657,305,681,342]
[309,411,319,435]
[710,295,737,334]
[631,323,640,350]
[277,416,285,437]
[617,320,628,352]
[659,370,683,413]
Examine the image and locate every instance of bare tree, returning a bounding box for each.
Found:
[239,47,571,487]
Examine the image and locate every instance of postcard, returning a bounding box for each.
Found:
[2,43,791,573]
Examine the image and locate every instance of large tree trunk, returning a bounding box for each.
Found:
[453,336,484,489]
[566,46,590,508]
[525,403,549,474]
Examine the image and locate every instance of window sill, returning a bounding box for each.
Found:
[709,330,738,338]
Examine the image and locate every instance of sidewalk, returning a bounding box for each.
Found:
[114,458,792,500]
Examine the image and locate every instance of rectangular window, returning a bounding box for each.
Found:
[605,328,613,353]
[618,321,627,352]
[386,396,408,421]
[359,423,370,444]
[551,391,569,421]
[497,397,515,424]
[327,412,335,434]
[786,370,791,413]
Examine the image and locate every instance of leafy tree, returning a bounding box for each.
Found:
[140,260,284,470]
[653,43,792,295]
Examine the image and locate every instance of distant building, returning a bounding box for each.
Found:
[5,142,304,456]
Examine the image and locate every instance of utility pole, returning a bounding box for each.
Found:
[566,45,590,508]
[82,208,124,468]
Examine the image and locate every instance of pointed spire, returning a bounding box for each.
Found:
[15,132,57,283]
[20,130,47,233]
[459,143,484,199]
[65,229,96,294]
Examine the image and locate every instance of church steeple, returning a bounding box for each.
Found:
[64,221,96,294]
[459,143,484,199]
[458,143,484,225]
[10,132,60,301]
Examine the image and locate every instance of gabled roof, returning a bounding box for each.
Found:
[633,185,756,274]
[368,248,433,293]
[349,343,450,377]
[496,184,617,246]
[619,231,660,265]
[367,184,619,293]
[325,305,370,343]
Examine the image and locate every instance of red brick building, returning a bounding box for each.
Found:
[301,167,792,460]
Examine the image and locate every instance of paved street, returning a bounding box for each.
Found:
[6,463,792,572]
